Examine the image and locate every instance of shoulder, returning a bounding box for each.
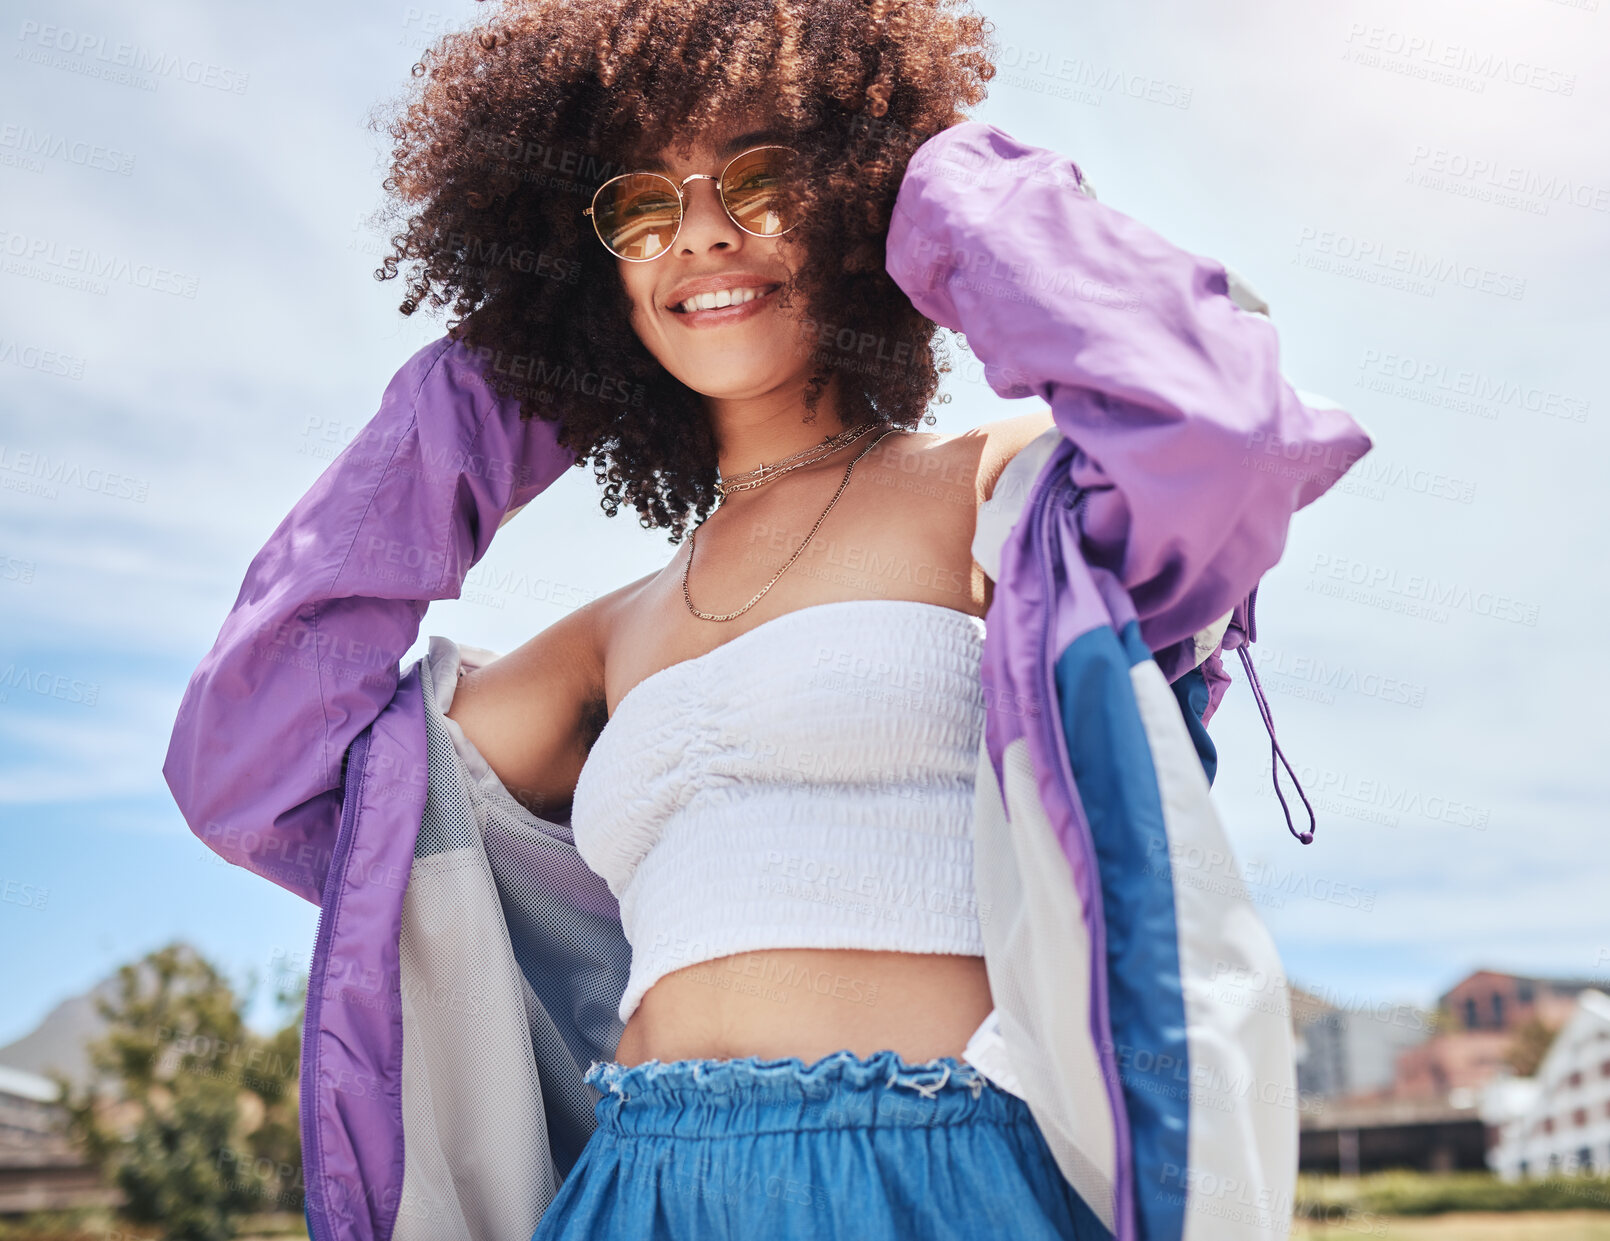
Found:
[921,407,1056,504]
[551,570,654,684]
[452,569,649,719]
[443,571,656,815]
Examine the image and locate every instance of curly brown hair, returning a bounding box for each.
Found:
[369,0,997,543]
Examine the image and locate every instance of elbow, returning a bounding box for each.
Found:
[162,712,329,907]
[162,704,212,849]
[1228,316,1376,513]
[1241,383,1376,516]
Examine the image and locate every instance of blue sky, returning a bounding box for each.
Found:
[2,0,1606,1045]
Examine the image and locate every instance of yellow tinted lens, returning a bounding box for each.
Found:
[593,174,681,259]
[720,147,796,237]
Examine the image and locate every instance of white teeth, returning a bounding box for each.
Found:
[676,286,768,313]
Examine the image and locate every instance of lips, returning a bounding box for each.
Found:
[670,286,780,331]
[663,272,784,314]
[669,283,781,314]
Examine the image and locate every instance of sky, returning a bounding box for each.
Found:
[1,0,1606,1046]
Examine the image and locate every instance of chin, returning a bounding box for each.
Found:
[665,343,808,397]
[677,365,794,399]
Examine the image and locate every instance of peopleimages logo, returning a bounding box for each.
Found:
[0,442,150,503]
[0,124,136,175]
[0,337,86,380]
[1342,23,1577,95]
[0,227,199,298]
[0,663,100,707]
[1356,347,1591,425]
[1409,144,1610,214]
[1293,226,1526,301]
[14,21,251,94]
[1307,552,1540,627]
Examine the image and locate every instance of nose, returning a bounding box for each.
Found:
[674,175,745,255]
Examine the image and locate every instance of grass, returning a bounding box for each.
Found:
[8,1177,1610,1240]
[1298,1171,1610,1217]
[0,1212,307,1241]
[1294,1211,1610,1240]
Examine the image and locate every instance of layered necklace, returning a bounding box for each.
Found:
[684,419,901,622]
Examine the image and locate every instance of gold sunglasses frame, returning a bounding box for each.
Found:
[581,144,801,263]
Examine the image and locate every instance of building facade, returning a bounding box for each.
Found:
[1444,971,1595,1035]
[1485,990,1610,1178]
[1291,985,1432,1100]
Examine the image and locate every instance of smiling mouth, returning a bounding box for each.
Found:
[669,284,782,315]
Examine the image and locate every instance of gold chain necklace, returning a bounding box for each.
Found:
[715,420,880,498]
[684,424,901,622]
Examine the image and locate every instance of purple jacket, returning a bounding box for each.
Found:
[164,121,1373,1241]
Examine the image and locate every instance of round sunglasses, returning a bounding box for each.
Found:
[582,144,800,262]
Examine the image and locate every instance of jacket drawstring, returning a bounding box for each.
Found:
[1235,643,1316,844]
[1231,584,1317,844]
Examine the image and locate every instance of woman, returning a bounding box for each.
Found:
[372,0,1105,1231]
[427,20,1100,1236]
[444,100,1096,1241]
[163,0,1373,1237]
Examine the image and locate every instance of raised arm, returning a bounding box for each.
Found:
[886,121,1374,655]
[162,336,577,906]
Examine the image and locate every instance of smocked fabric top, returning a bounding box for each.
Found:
[569,597,989,1025]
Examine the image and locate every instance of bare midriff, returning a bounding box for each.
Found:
[611,947,995,1067]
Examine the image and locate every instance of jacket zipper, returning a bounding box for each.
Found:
[300,725,373,1241]
[1032,466,1136,1241]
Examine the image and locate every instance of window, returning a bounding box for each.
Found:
[1543,1116,1556,1134]
[1492,993,1506,1026]
[1465,997,1480,1029]
[1569,1070,1584,1089]
[1601,1060,1610,1079]
[1579,1146,1594,1172]
[1518,980,1534,1003]
[1575,1108,1589,1128]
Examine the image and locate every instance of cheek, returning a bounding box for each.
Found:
[617,265,660,348]
[618,264,647,315]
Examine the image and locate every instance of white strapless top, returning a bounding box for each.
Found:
[569,598,989,1024]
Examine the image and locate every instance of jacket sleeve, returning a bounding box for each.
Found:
[162,336,578,906]
[885,121,1375,658]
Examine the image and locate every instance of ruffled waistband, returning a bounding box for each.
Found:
[583,1047,1029,1136]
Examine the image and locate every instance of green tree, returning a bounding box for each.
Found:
[52,941,306,1241]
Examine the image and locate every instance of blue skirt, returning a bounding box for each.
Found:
[531,1048,1113,1240]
